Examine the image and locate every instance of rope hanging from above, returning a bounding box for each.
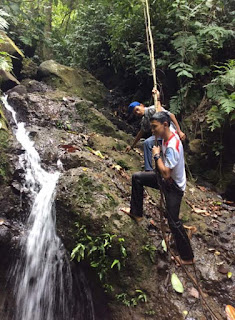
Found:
[141,3,222,319]
[142,0,161,112]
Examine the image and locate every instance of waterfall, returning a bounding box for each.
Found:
[1,96,95,320]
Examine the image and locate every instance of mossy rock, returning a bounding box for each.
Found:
[21,57,38,79]
[76,101,129,140]
[180,199,192,223]
[38,60,108,106]
[0,110,10,184]
[189,139,202,154]
[57,167,155,297]
[87,133,143,173]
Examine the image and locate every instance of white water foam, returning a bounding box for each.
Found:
[2,96,73,320]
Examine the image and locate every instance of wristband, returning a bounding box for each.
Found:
[154,153,161,161]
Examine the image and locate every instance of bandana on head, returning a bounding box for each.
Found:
[128,101,141,113]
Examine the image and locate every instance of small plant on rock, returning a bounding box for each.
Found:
[71,223,127,282]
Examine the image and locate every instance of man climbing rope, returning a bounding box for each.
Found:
[126,89,186,171]
[122,112,194,265]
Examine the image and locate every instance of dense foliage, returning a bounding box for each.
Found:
[0,0,234,185]
[0,9,12,71]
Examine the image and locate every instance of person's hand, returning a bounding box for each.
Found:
[152,88,160,100]
[152,145,160,156]
[125,145,132,152]
[178,131,186,141]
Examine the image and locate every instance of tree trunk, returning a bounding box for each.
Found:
[42,0,53,60]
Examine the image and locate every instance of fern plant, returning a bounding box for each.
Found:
[0,9,13,71]
[168,0,234,114]
[206,60,235,131]
[0,9,9,30]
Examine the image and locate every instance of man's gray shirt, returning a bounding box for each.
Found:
[140,105,172,133]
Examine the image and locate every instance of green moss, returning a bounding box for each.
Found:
[21,57,38,78]
[99,193,119,213]
[115,141,127,151]
[116,160,130,171]
[76,173,103,205]
[40,61,107,106]
[180,199,191,223]
[76,102,122,139]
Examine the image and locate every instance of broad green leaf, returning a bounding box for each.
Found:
[171,273,184,293]
[111,259,121,270]
[177,70,193,78]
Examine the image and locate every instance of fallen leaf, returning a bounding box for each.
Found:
[120,171,130,180]
[82,168,88,172]
[224,200,234,205]
[182,310,188,316]
[171,273,184,293]
[225,305,235,320]
[192,205,210,216]
[149,219,157,228]
[94,150,105,159]
[197,185,207,192]
[214,251,221,256]
[184,225,197,239]
[189,188,196,194]
[213,201,222,206]
[86,147,105,159]
[218,265,229,274]
[227,272,232,279]
[59,144,78,153]
[161,239,167,252]
[113,165,122,171]
[188,287,199,299]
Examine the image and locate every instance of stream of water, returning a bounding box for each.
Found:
[2,96,95,320]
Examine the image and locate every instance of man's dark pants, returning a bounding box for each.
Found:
[130,171,194,261]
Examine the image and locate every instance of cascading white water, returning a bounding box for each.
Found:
[1,96,79,320]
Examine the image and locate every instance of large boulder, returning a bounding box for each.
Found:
[38,60,108,106]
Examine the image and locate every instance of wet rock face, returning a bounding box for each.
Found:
[1,69,234,320]
[1,81,184,319]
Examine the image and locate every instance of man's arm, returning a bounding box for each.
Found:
[126,129,144,152]
[169,113,186,141]
[152,146,171,179]
[152,88,162,112]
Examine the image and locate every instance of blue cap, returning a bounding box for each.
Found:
[128,101,141,113]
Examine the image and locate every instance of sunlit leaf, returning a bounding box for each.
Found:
[171,273,184,293]
[225,305,235,320]
[111,259,121,270]
[161,239,167,252]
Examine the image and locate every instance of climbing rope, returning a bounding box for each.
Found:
[142,0,161,112]
[154,162,221,320]
[141,2,222,318]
